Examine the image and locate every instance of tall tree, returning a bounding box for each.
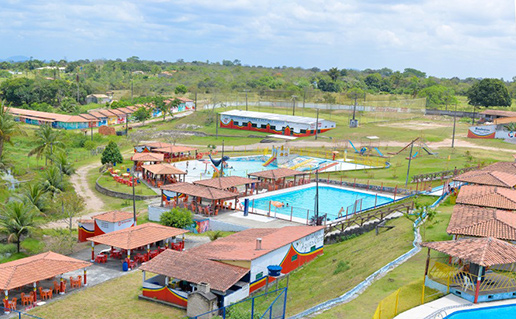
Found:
[133,106,151,126]
[467,78,512,107]
[28,124,65,166]
[17,183,48,213]
[41,166,66,198]
[327,67,340,82]
[55,192,85,233]
[101,141,123,165]
[0,102,22,160]
[0,201,37,253]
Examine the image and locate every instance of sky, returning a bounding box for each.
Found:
[1,0,516,79]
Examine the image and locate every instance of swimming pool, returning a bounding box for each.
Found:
[176,156,372,182]
[248,184,393,221]
[445,303,516,318]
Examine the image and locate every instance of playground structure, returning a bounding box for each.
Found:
[208,154,230,177]
[348,139,387,158]
[387,137,437,160]
[263,145,291,167]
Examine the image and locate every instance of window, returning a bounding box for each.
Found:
[291,254,298,262]
[270,125,276,130]
[251,123,257,128]
[300,129,306,134]
[255,272,263,280]
[310,245,316,252]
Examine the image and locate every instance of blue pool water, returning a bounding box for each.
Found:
[445,304,516,318]
[251,186,392,220]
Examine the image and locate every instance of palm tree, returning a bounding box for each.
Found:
[0,201,37,253]
[28,124,65,166]
[0,102,22,160]
[52,151,75,175]
[17,183,48,213]
[41,166,66,198]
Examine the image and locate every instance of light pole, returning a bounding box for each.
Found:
[315,108,319,140]
[132,164,137,223]
[314,170,319,225]
[292,95,298,116]
[243,89,250,111]
[405,141,414,187]
[452,102,457,148]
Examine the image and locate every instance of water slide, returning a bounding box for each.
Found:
[421,143,438,156]
[263,157,276,167]
[348,140,359,153]
[315,162,339,173]
[290,158,313,170]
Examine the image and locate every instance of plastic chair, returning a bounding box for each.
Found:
[8,298,17,310]
[462,275,475,291]
[53,281,60,294]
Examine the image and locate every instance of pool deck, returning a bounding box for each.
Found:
[395,294,516,318]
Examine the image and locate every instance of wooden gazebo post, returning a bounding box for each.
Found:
[474,265,484,303]
[91,241,95,262]
[4,290,9,313]
[33,282,37,302]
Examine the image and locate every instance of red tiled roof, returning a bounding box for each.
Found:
[193,176,256,189]
[87,223,188,250]
[131,152,165,162]
[153,146,197,153]
[88,111,108,119]
[454,170,516,188]
[189,226,324,261]
[248,168,305,180]
[422,237,516,266]
[480,110,516,117]
[161,183,238,200]
[0,251,91,290]
[140,250,249,292]
[144,142,174,149]
[456,185,516,210]
[481,162,516,175]
[142,163,186,175]
[97,110,117,118]
[93,211,134,223]
[447,205,516,241]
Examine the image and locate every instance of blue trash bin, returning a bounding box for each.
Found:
[122,261,129,272]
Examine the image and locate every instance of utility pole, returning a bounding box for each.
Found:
[90,123,93,141]
[452,103,457,148]
[194,91,198,111]
[302,90,306,116]
[292,95,298,116]
[405,142,414,187]
[352,94,358,121]
[314,170,319,225]
[244,90,249,111]
[220,140,225,179]
[132,164,136,223]
[315,108,319,140]
[215,113,219,139]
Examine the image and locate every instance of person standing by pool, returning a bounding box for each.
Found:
[338,207,344,218]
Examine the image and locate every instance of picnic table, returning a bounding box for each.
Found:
[110,250,122,259]
[95,253,107,263]
[70,276,82,288]
[149,250,159,259]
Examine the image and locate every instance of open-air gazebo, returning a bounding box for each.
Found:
[153,145,198,162]
[160,182,239,215]
[422,237,516,303]
[87,223,188,269]
[0,251,91,312]
[193,176,257,196]
[248,168,308,191]
[131,152,165,172]
[141,163,186,187]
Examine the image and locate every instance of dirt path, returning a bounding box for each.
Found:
[43,162,105,229]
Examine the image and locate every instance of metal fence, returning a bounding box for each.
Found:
[186,287,287,319]
[0,306,44,319]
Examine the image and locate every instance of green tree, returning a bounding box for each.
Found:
[101,141,123,165]
[28,124,65,166]
[0,201,37,253]
[153,96,168,121]
[17,183,48,213]
[0,102,23,160]
[418,85,457,109]
[52,151,75,176]
[133,106,151,126]
[467,78,512,107]
[327,67,340,82]
[174,84,188,95]
[167,98,181,119]
[54,192,85,233]
[160,208,193,229]
[41,166,66,198]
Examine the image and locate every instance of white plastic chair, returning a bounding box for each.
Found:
[462,275,475,291]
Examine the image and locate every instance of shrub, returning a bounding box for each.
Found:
[333,260,350,275]
[160,208,193,229]
[84,140,96,151]
[0,243,17,255]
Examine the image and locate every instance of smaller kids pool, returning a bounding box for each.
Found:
[248,183,393,221]
[445,303,516,318]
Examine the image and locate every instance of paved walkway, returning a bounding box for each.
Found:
[395,294,516,318]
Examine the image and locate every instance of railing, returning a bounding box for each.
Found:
[325,200,414,234]
[411,165,482,183]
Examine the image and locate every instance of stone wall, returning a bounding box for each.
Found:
[95,177,159,200]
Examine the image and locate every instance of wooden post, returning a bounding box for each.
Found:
[4,290,8,313]
[33,282,37,302]
[84,268,87,286]
[474,266,483,303]
[91,241,95,262]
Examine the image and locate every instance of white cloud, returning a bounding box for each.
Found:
[0,0,515,78]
